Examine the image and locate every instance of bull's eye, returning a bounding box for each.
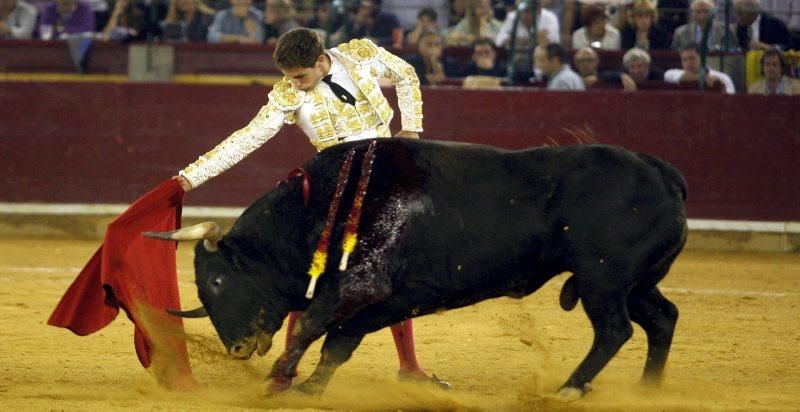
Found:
[210,276,223,292]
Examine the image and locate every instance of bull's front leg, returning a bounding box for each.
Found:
[294,331,365,395]
[265,288,378,394]
[264,289,339,393]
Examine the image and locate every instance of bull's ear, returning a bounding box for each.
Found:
[167,306,208,318]
[143,222,222,252]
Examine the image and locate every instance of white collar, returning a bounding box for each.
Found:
[326,52,345,77]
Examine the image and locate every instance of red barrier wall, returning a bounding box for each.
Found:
[2,81,798,221]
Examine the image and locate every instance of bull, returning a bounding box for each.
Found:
[146,138,688,400]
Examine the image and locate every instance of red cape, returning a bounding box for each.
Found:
[48,178,194,389]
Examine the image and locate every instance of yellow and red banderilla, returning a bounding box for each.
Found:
[306,141,378,299]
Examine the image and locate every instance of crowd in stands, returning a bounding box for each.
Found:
[2,0,799,94]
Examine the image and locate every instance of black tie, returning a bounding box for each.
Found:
[322,74,356,106]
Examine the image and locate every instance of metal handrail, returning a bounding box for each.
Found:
[505,0,537,85]
[698,8,717,90]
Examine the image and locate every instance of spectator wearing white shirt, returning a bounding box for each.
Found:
[495,4,560,48]
[664,43,736,93]
[571,3,621,49]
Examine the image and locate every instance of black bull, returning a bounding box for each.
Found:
[147,138,688,399]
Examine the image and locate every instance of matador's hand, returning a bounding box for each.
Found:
[173,175,193,192]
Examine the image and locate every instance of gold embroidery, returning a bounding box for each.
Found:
[180,102,285,187]
[269,78,304,110]
[182,39,425,187]
[338,38,379,63]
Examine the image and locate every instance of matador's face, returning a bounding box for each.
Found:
[281,54,329,92]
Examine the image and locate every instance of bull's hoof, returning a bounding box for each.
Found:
[398,372,452,390]
[294,380,324,396]
[264,376,293,395]
[556,383,592,402]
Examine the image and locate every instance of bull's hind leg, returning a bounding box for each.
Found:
[627,285,678,385]
[560,284,633,400]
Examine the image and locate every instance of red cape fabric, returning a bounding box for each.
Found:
[48,179,194,388]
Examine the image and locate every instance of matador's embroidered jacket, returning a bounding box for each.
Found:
[180,38,423,188]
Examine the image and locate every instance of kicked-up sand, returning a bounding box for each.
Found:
[1,238,799,410]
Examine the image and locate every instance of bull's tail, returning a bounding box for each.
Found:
[637,153,688,202]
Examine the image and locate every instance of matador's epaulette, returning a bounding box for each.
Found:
[268,77,305,111]
[337,38,379,64]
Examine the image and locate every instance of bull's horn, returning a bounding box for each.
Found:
[167,306,208,318]
[143,221,222,252]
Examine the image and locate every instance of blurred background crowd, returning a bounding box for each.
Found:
[2,0,799,93]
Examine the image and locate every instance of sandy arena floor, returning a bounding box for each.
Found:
[1,237,798,410]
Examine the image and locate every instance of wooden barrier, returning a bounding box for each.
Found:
[1,81,797,221]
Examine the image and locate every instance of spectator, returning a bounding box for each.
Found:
[447,0,467,27]
[306,0,341,31]
[574,46,636,89]
[664,43,736,93]
[620,0,669,50]
[747,49,800,94]
[461,36,507,76]
[263,0,298,46]
[206,0,263,43]
[571,3,620,50]
[734,0,792,50]
[495,4,560,48]
[657,0,689,35]
[347,0,400,47]
[381,0,449,30]
[160,0,213,42]
[760,0,800,34]
[202,0,228,12]
[406,7,441,47]
[0,0,37,39]
[534,43,585,90]
[622,47,665,81]
[84,0,108,31]
[542,0,577,47]
[305,0,346,46]
[446,0,502,46]
[672,0,738,51]
[135,0,167,40]
[405,29,460,85]
[38,0,95,40]
[101,0,144,41]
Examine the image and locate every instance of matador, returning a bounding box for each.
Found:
[175,28,448,390]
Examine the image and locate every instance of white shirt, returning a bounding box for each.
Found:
[295,53,379,142]
[495,9,560,47]
[664,68,736,94]
[571,24,621,50]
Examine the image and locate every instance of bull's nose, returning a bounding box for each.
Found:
[229,342,254,360]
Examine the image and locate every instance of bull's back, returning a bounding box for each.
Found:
[385,141,686,303]
[308,140,687,306]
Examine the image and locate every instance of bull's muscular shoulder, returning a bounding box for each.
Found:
[336,38,380,64]
[268,77,305,111]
